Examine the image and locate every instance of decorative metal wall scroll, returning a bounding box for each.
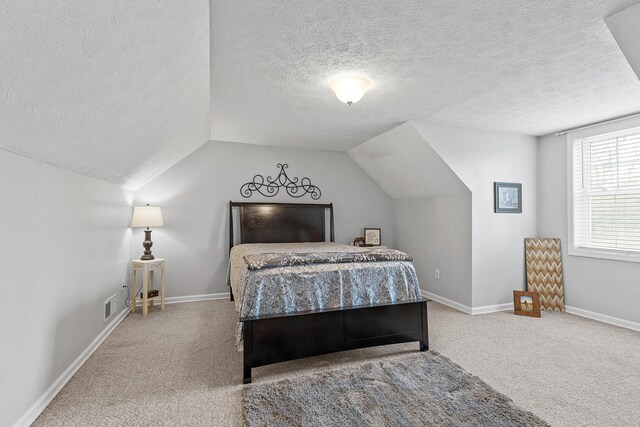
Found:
[240,163,322,199]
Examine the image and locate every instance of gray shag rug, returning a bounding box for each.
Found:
[243,351,549,427]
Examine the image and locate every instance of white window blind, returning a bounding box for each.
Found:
[572,127,640,257]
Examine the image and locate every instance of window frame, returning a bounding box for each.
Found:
[566,116,640,263]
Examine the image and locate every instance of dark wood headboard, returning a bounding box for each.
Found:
[229,202,335,252]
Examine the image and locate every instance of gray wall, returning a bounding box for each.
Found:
[0,149,132,427]
[538,134,640,324]
[348,122,473,308]
[413,122,538,308]
[133,140,393,297]
[348,121,536,310]
[393,195,472,306]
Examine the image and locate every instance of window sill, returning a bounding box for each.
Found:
[568,247,640,264]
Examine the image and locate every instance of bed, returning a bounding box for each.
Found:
[228,201,429,383]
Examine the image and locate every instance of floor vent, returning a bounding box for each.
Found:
[104,294,117,323]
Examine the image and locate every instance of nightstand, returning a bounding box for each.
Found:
[131,258,165,317]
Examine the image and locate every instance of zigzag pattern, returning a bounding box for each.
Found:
[525,238,565,312]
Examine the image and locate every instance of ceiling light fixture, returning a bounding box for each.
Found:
[329,76,372,106]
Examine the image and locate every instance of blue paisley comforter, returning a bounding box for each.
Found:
[228,242,422,320]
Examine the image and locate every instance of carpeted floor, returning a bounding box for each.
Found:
[33,300,640,426]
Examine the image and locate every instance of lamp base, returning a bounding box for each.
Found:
[141,229,155,260]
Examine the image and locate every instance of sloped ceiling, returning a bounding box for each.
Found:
[211,0,640,151]
[606,3,640,82]
[348,122,469,199]
[0,1,210,190]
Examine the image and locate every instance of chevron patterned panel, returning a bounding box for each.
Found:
[525,238,565,312]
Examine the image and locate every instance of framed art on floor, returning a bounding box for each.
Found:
[513,290,541,318]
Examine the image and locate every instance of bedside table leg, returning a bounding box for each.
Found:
[161,267,165,310]
[150,270,155,308]
[131,270,136,313]
[142,267,149,317]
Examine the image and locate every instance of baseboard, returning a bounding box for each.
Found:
[134,292,230,307]
[471,302,513,315]
[421,290,512,315]
[566,305,640,332]
[13,307,129,427]
[423,290,640,330]
[421,290,472,314]
[164,292,230,304]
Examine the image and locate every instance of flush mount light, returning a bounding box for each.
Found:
[329,76,372,106]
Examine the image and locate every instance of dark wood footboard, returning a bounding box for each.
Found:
[240,299,429,384]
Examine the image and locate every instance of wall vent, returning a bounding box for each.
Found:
[104,294,117,323]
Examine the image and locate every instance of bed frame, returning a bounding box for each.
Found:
[229,201,429,383]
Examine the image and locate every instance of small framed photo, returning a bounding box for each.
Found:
[494,182,522,213]
[513,290,541,318]
[364,228,381,246]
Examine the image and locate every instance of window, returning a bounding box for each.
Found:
[569,125,640,262]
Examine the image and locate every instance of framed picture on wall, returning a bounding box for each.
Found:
[364,228,381,246]
[494,182,522,213]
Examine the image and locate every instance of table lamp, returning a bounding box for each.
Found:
[131,204,164,260]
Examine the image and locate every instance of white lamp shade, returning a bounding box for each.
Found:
[131,206,164,228]
[329,77,372,105]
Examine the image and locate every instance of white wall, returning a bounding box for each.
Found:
[133,140,393,297]
[538,134,640,324]
[0,149,132,427]
[393,195,472,306]
[413,122,538,308]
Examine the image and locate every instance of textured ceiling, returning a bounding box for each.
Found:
[0,1,210,190]
[211,0,640,151]
[3,1,640,190]
[607,3,640,82]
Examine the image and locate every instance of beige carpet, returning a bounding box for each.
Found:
[34,300,640,426]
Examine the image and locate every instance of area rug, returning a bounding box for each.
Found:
[242,352,549,427]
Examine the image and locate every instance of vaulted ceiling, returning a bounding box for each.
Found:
[348,122,469,199]
[607,2,640,81]
[0,1,210,190]
[2,1,640,189]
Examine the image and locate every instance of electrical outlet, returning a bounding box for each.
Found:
[434,269,440,279]
[121,279,126,288]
